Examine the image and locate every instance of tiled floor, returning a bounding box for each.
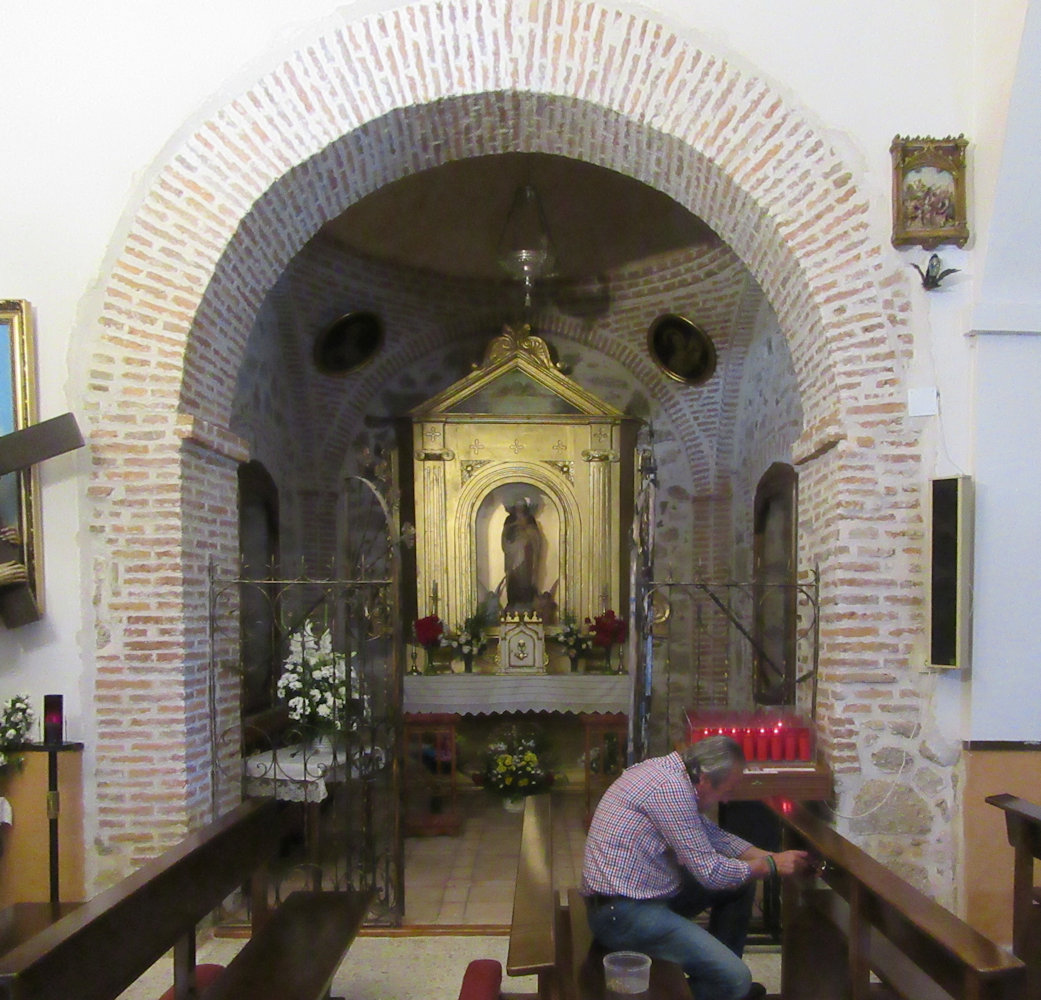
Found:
[403,789,587,926]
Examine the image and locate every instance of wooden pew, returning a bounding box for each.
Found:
[987,793,1041,1000]
[775,799,1024,1000]
[0,797,372,1000]
[504,794,691,1000]
[506,794,559,999]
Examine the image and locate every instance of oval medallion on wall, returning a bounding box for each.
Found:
[647,313,717,386]
[313,311,384,376]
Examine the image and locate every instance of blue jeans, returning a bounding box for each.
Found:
[585,879,755,1000]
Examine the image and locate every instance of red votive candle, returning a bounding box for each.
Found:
[784,732,797,760]
[769,731,783,761]
[742,730,756,761]
[798,729,812,760]
[755,729,769,761]
[43,694,63,744]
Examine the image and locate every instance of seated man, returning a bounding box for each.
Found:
[581,735,809,1000]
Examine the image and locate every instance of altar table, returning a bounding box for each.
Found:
[403,673,631,715]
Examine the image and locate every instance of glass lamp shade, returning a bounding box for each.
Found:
[497,185,556,284]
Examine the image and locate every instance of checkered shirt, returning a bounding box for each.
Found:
[581,751,753,898]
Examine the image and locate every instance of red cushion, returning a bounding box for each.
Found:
[457,958,503,1000]
[157,963,225,1000]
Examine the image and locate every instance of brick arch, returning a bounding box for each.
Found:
[82,0,915,876]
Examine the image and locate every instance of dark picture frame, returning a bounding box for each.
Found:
[313,311,384,376]
[891,135,969,249]
[647,313,717,386]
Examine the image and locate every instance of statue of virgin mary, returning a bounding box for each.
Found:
[501,498,543,612]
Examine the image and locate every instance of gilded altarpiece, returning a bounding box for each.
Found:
[406,328,637,655]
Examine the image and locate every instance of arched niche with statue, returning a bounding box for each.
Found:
[404,326,638,661]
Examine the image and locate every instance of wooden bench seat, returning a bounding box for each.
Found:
[0,797,371,1000]
[199,890,371,1000]
[775,799,1024,1000]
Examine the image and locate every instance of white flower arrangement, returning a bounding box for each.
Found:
[443,606,493,665]
[0,694,35,769]
[444,619,486,657]
[276,623,357,735]
[555,617,593,657]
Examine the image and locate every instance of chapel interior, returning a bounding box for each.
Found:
[3,4,1041,999]
[221,148,804,920]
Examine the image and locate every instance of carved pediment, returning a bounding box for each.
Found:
[409,325,623,419]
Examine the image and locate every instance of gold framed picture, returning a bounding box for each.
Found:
[0,300,43,623]
[890,135,969,249]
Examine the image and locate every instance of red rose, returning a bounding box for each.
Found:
[414,614,444,648]
[591,610,628,647]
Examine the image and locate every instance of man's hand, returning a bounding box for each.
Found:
[770,850,810,877]
[743,847,811,880]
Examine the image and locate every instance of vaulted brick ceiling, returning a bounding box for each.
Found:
[320,151,719,281]
[241,152,780,495]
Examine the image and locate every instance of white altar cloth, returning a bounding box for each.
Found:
[403,673,631,716]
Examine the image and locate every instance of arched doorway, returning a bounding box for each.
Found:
[77,0,922,889]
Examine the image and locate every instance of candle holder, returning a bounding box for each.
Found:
[43,694,64,745]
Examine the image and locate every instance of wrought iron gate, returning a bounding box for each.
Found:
[209,471,407,926]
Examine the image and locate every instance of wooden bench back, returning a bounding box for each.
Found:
[775,800,1024,1000]
[507,794,557,991]
[988,793,1041,1000]
[0,798,293,1000]
[988,793,1041,864]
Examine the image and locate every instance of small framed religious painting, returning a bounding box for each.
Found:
[313,310,383,376]
[647,313,717,386]
[890,135,969,249]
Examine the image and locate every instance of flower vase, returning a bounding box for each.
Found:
[463,653,474,673]
[502,796,525,813]
[568,652,580,673]
[298,733,330,759]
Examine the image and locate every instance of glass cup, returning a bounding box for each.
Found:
[603,951,652,994]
